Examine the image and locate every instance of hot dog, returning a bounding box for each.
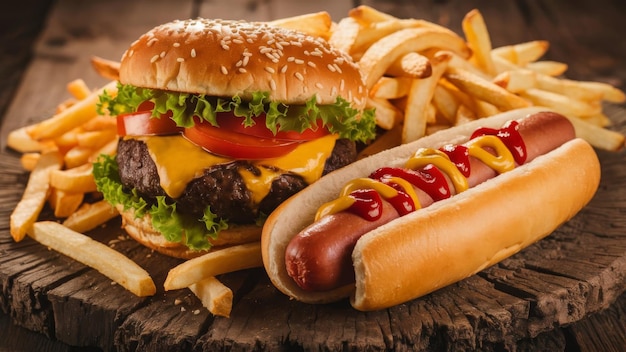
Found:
[261,107,601,310]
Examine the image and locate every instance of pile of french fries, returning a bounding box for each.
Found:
[7,6,625,318]
[328,7,625,156]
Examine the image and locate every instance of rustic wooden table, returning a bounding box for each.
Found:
[1,0,625,351]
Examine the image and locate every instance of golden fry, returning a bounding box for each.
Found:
[491,40,550,66]
[445,66,530,111]
[269,11,332,39]
[90,56,120,81]
[28,81,117,140]
[164,242,263,291]
[63,200,119,233]
[386,52,432,79]
[359,27,470,88]
[403,52,451,143]
[67,78,91,100]
[50,163,97,193]
[10,151,63,241]
[49,188,84,218]
[189,277,233,318]
[28,221,156,297]
[462,9,496,75]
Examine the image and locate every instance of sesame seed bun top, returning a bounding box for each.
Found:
[119,18,367,109]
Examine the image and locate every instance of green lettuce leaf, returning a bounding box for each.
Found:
[97,83,376,143]
[92,154,227,251]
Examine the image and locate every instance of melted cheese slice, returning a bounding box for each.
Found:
[136,134,338,203]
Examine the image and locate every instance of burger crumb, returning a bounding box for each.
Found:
[174,298,182,305]
[180,307,186,312]
[193,309,201,315]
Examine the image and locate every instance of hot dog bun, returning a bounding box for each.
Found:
[261,107,601,310]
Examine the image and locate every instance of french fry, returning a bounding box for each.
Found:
[6,126,55,153]
[27,221,156,297]
[10,151,63,241]
[524,60,568,76]
[567,115,625,151]
[402,52,451,143]
[67,78,91,100]
[49,188,84,218]
[20,153,41,171]
[76,129,117,149]
[348,5,397,25]
[492,69,537,93]
[50,163,97,193]
[432,84,461,124]
[359,26,470,88]
[28,80,117,141]
[386,52,432,79]
[328,16,361,53]
[63,145,96,169]
[520,88,602,117]
[63,200,119,233]
[164,242,263,291]
[366,97,403,130]
[189,277,233,318]
[491,40,550,66]
[445,66,530,111]
[269,11,332,39]
[444,50,492,80]
[462,9,496,76]
[90,56,120,81]
[370,76,413,99]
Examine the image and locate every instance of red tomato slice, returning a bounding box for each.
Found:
[214,112,329,141]
[116,110,182,136]
[183,120,300,159]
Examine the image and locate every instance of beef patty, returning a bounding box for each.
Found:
[116,138,356,223]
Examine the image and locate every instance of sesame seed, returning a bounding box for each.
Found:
[236,60,243,67]
[281,65,288,73]
[221,44,230,50]
[294,59,304,65]
[307,61,316,68]
[295,72,304,81]
[340,79,345,91]
[147,38,158,47]
[160,51,166,58]
[242,55,250,66]
[270,79,277,91]
[265,67,275,73]
[173,42,181,47]
[260,47,272,54]
[287,57,295,62]
[331,86,337,96]
[327,64,336,72]
[150,55,159,63]
[239,68,247,73]
[177,57,185,62]
[221,65,228,75]
[315,82,324,89]
[191,49,196,57]
[233,38,244,44]
[333,64,343,73]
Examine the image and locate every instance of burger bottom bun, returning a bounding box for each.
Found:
[117,206,261,259]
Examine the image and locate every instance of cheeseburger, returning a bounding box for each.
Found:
[94,18,376,259]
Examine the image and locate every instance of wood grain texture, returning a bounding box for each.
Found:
[1,0,625,351]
